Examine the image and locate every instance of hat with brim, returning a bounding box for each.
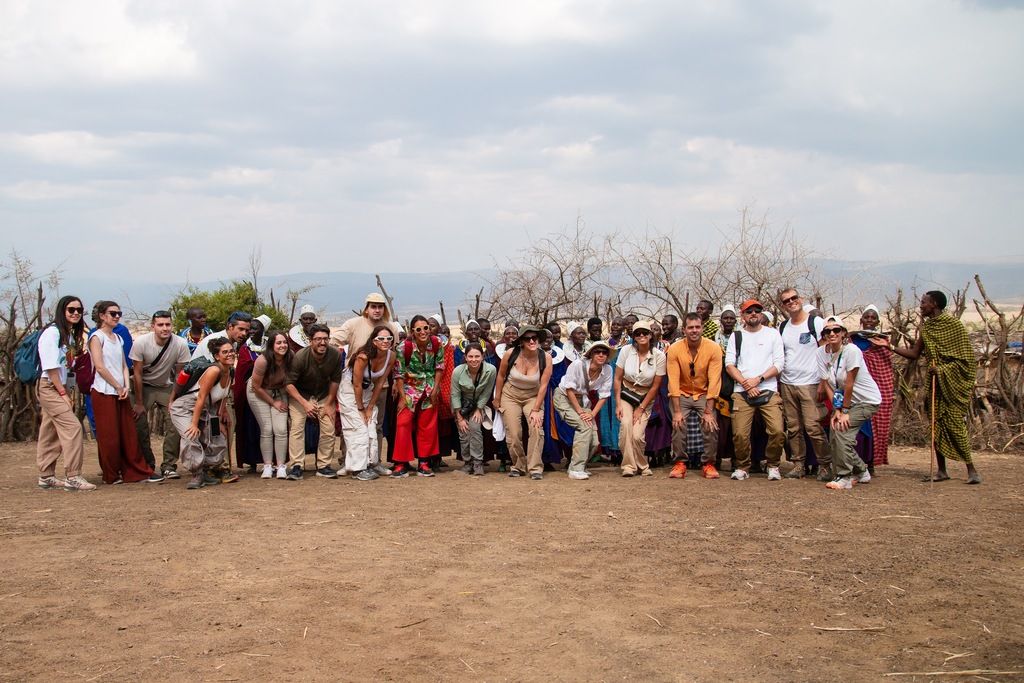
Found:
[513,325,549,346]
[254,314,272,330]
[823,316,847,331]
[363,292,387,310]
[740,299,762,313]
[481,406,494,430]
[585,341,612,358]
[631,319,656,334]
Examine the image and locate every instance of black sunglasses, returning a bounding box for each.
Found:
[781,294,800,305]
[632,330,651,337]
[689,361,695,377]
[822,327,843,335]
[107,310,123,318]
[66,306,84,314]
[745,307,764,314]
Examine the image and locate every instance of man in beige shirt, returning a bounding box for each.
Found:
[332,293,402,468]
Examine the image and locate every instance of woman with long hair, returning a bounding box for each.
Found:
[88,300,155,484]
[171,337,236,490]
[818,317,880,490]
[493,326,554,480]
[340,324,397,481]
[36,295,96,491]
[247,330,292,479]
[614,320,666,477]
[392,315,444,477]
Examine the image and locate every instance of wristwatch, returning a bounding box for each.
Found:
[841,407,850,414]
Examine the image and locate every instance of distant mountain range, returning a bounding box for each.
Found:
[58,259,1023,324]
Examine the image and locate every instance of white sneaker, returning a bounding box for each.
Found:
[276,466,287,479]
[767,467,782,481]
[731,469,749,481]
[261,466,273,479]
[63,475,97,491]
[857,470,872,484]
[568,470,590,480]
[372,464,391,477]
[825,476,853,490]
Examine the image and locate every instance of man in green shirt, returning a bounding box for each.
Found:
[285,324,342,480]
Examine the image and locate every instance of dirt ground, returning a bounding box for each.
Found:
[0,441,1021,683]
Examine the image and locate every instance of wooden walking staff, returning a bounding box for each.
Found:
[929,366,937,486]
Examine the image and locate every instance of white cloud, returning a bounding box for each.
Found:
[0,0,198,85]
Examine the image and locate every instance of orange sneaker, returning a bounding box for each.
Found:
[702,463,720,479]
[669,461,687,479]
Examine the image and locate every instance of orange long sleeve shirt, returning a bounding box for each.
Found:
[666,338,723,400]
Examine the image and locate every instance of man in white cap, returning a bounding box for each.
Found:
[333,293,402,473]
[777,287,828,479]
[289,305,318,351]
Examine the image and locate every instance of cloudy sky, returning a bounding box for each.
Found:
[2,0,1022,282]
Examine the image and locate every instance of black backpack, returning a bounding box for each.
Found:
[172,357,216,399]
[721,331,742,397]
[779,314,820,338]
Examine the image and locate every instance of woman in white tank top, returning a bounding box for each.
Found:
[87,300,154,485]
[339,325,397,480]
[169,337,236,490]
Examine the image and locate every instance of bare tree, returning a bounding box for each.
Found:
[478,217,608,325]
[246,246,263,303]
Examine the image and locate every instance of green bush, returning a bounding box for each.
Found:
[168,281,290,333]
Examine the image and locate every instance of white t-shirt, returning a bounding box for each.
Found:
[37,325,69,384]
[89,330,127,395]
[558,358,613,408]
[724,326,785,392]
[780,317,821,386]
[130,333,191,387]
[616,344,667,387]
[817,343,882,405]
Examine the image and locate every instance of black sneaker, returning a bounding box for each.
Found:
[162,469,181,480]
[417,465,435,477]
[287,465,304,480]
[145,472,165,483]
[201,472,221,486]
[316,466,338,478]
[391,465,410,478]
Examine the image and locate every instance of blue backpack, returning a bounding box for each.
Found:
[14,324,51,383]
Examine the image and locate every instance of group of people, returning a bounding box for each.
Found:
[33,287,981,493]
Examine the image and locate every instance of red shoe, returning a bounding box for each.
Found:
[702,463,720,479]
[669,461,687,479]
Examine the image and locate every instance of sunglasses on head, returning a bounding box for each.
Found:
[822,327,843,335]
[66,306,83,314]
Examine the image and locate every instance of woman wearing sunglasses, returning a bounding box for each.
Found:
[340,325,397,481]
[392,315,444,477]
[817,316,880,490]
[171,338,236,489]
[36,295,96,491]
[88,300,155,484]
[553,341,613,480]
[614,320,666,477]
[493,326,554,479]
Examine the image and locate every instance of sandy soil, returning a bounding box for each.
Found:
[0,442,1021,682]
